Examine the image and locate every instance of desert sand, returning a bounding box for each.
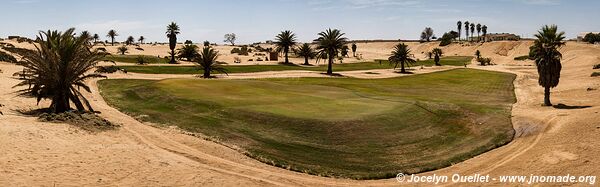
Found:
[0,40,599,186]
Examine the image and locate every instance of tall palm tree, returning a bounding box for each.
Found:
[92,34,100,44]
[274,30,297,64]
[530,25,565,106]
[294,43,315,65]
[470,23,475,41]
[107,29,118,46]
[457,21,462,41]
[166,22,181,64]
[315,29,348,75]
[482,25,488,42]
[432,48,443,66]
[194,46,227,78]
[388,43,416,73]
[138,36,145,44]
[12,28,105,113]
[476,23,482,41]
[464,21,470,41]
[126,36,135,45]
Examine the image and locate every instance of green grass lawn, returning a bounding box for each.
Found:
[115,56,472,74]
[98,68,514,179]
[103,55,170,64]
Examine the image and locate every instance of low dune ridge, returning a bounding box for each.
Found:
[0,40,599,186]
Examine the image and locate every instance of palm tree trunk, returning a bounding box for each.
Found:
[544,86,552,106]
[170,49,175,64]
[52,92,70,113]
[284,48,289,64]
[304,57,309,65]
[327,56,333,75]
[204,67,211,78]
[400,62,406,73]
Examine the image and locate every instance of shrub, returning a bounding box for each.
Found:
[95,66,121,74]
[514,55,531,61]
[135,47,144,51]
[478,57,492,66]
[0,51,17,63]
[592,72,600,77]
[136,56,149,65]
[234,57,241,63]
[593,64,600,69]
[231,46,250,56]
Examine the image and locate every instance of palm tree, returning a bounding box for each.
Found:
[476,24,482,41]
[80,31,91,40]
[274,30,297,64]
[177,43,199,61]
[432,48,443,66]
[464,21,470,41]
[166,22,181,64]
[530,25,565,106]
[126,36,135,45]
[315,29,348,75]
[457,21,462,41]
[92,34,100,44]
[470,23,475,41]
[351,43,357,57]
[117,46,128,55]
[138,36,145,44]
[482,25,488,42]
[12,28,105,113]
[388,43,416,73]
[194,46,227,78]
[107,29,118,46]
[294,43,315,65]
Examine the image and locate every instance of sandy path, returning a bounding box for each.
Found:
[1,41,599,186]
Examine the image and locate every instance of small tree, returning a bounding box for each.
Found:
[107,29,118,46]
[93,34,100,44]
[351,43,357,57]
[432,48,443,66]
[294,43,315,65]
[177,44,200,61]
[475,50,481,60]
[340,45,349,58]
[421,27,434,42]
[117,46,128,55]
[126,36,135,45]
[138,36,145,44]
[194,46,227,78]
[388,43,416,73]
[224,33,236,46]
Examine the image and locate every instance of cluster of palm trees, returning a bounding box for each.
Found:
[457,21,488,42]
[272,29,348,75]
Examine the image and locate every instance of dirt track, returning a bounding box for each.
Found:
[0,41,598,186]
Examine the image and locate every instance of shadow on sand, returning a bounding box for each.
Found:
[553,103,592,110]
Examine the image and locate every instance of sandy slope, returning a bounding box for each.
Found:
[0,41,599,186]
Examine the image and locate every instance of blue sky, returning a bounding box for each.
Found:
[1,0,598,44]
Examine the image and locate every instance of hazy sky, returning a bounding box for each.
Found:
[1,0,598,44]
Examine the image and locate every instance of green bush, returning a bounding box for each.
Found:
[478,57,492,66]
[514,55,532,61]
[593,64,600,69]
[592,72,600,77]
[231,46,251,56]
[95,66,121,74]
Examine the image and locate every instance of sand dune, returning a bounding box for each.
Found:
[0,40,599,186]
